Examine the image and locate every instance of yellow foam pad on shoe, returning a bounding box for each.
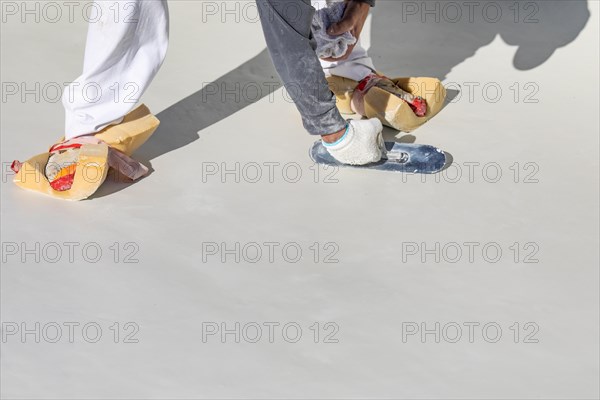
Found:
[13,144,109,201]
[327,76,447,132]
[94,104,160,156]
[13,104,160,201]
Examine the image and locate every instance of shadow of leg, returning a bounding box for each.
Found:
[139,48,281,162]
[93,49,282,198]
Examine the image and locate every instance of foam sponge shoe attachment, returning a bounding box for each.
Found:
[11,104,160,201]
[326,74,447,132]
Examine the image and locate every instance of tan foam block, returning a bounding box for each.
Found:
[327,75,446,132]
[364,77,446,132]
[93,104,160,156]
[13,143,109,201]
[13,104,158,200]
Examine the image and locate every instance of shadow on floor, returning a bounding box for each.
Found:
[139,49,281,163]
[370,0,590,78]
[92,49,281,198]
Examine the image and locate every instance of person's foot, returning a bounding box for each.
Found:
[321,118,385,165]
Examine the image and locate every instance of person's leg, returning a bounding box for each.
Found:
[255,0,347,136]
[256,0,384,165]
[63,0,169,140]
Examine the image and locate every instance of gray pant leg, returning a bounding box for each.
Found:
[256,0,347,136]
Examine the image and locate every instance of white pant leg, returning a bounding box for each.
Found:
[311,0,375,81]
[63,0,169,139]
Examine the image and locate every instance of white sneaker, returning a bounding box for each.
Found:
[323,118,385,165]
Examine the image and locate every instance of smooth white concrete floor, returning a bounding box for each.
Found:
[1,1,598,398]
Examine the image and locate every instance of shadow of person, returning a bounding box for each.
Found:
[92,49,282,198]
[369,0,590,79]
[139,49,281,162]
